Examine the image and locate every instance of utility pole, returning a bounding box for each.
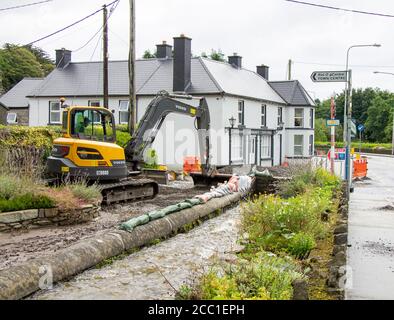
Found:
[288,59,292,80]
[330,96,336,175]
[128,0,136,136]
[103,4,109,109]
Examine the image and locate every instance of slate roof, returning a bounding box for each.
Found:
[0,78,44,108]
[28,57,285,104]
[269,80,315,106]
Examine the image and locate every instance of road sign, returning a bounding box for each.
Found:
[350,120,357,135]
[311,71,347,82]
[326,119,340,126]
[327,148,346,161]
[357,124,365,132]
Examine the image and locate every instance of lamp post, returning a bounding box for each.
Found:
[343,44,381,196]
[373,71,394,155]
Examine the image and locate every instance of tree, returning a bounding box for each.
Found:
[142,50,156,59]
[0,43,54,92]
[209,49,225,62]
[365,95,394,142]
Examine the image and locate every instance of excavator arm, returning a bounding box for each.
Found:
[124,92,211,173]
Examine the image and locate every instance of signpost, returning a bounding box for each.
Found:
[326,119,340,126]
[311,71,347,82]
[358,124,365,153]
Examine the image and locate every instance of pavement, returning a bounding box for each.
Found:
[346,155,394,300]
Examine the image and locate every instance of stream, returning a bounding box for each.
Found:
[29,206,242,300]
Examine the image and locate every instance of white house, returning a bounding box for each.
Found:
[10,35,315,168]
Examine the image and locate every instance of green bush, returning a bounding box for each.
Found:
[278,166,340,198]
[287,232,316,259]
[0,193,54,212]
[179,252,303,300]
[0,174,22,200]
[116,130,131,148]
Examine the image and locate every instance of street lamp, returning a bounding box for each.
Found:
[373,71,394,155]
[343,43,381,196]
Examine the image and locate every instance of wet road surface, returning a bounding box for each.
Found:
[346,155,394,300]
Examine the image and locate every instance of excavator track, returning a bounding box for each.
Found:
[99,178,159,206]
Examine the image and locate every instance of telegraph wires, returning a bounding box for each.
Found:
[24,0,119,46]
[0,0,53,12]
[285,0,394,18]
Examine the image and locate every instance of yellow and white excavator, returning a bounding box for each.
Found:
[46,91,212,205]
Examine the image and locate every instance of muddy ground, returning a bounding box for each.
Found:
[0,178,208,271]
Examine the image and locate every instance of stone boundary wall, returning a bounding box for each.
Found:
[0,205,100,233]
[327,183,349,299]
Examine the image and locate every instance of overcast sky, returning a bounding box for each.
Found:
[1,0,394,100]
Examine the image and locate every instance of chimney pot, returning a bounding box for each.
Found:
[55,48,71,69]
[173,35,192,92]
[156,41,172,59]
[228,54,242,69]
[256,65,269,80]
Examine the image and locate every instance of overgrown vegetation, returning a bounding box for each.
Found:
[180,165,341,300]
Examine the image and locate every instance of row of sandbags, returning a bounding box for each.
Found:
[119,175,253,232]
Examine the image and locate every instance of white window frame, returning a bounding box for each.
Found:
[294,108,304,127]
[294,135,304,156]
[309,134,314,156]
[261,104,267,127]
[119,100,129,124]
[278,107,283,125]
[238,100,244,126]
[49,101,61,124]
[310,108,314,128]
[6,112,17,124]
[261,135,271,159]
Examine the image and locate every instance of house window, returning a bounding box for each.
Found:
[238,100,244,126]
[310,109,314,128]
[6,112,17,124]
[309,134,314,156]
[232,134,243,161]
[49,101,61,124]
[88,100,101,123]
[119,100,129,124]
[261,135,271,158]
[294,108,304,127]
[261,104,267,127]
[294,135,304,156]
[278,107,283,125]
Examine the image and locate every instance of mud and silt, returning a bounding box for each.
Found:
[0,179,208,270]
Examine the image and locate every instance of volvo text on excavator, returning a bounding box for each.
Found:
[46,91,212,205]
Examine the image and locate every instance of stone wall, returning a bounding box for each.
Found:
[9,108,29,126]
[0,205,100,232]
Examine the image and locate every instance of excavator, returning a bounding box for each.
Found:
[46,91,212,205]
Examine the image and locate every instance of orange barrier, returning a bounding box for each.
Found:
[353,157,368,178]
[183,156,201,174]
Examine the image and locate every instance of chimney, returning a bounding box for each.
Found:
[55,48,71,68]
[173,34,192,93]
[256,65,269,80]
[156,41,172,59]
[228,53,242,69]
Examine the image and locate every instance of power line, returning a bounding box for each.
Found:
[24,0,119,46]
[293,60,394,68]
[0,0,53,12]
[285,0,394,18]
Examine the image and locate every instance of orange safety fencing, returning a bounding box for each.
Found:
[353,157,368,178]
[183,156,201,174]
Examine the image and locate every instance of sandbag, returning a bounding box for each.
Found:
[148,210,166,220]
[119,214,149,231]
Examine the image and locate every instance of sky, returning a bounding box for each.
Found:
[1,0,394,100]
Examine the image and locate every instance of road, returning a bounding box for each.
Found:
[346,155,394,300]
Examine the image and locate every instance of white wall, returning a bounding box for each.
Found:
[28,96,129,127]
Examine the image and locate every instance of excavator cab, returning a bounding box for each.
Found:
[47,105,128,181]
